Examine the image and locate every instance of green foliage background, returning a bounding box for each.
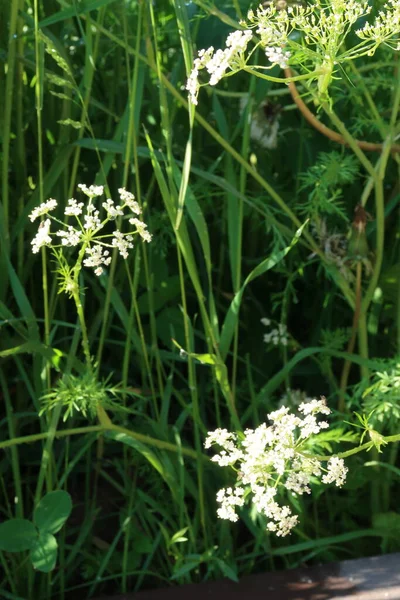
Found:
[1,0,400,598]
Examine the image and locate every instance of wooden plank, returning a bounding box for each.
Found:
[94,553,400,600]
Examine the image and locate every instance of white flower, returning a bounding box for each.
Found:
[64,198,84,216]
[206,399,348,536]
[265,46,291,69]
[299,414,329,439]
[322,456,348,487]
[186,67,200,105]
[83,244,112,275]
[102,199,124,219]
[299,398,331,416]
[186,31,252,104]
[78,184,104,198]
[112,230,134,259]
[285,470,312,495]
[211,448,244,466]
[118,188,142,214]
[265,501,299,537]
[29,199,57,222]
[56,226,82,246]
[204,428,237,450]
[356,0,399,46]
[31,219,52,253]
[262,319,288,347]
[84,210,101,230]
[186,47,215,105]
[215,487,245,522]
[30,184,152,274]
[129,217,152,242]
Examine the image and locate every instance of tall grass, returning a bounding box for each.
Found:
[1,0,400,598]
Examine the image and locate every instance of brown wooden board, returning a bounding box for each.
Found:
[93,553,400,600]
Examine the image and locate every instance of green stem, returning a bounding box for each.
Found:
[2,0,19,237]
[0,369,23,517]
[0,424,199,459]
[244,66,324,84]
[358,312,370,381]
[322,106,376,179]
[72,245,93,374]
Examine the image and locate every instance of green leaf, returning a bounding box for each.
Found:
[33,491,72,534]
[171,558,201,580]
[219,223,307,360]
[214,558,239,582]
[173,341,233,415]
[372,512,400,540]
[271,529,379,556]
[30,531,58,573]
[38,0,118,27]
[0,519,38,552]
[105,431,180,502]
[57,119,82,129]
[170,527,189,545]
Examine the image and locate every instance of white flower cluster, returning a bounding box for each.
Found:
[261,317,288,346]
[248,3,292,48]
[29,199,58,222]
[248,0,370,51]
[32,219,52,253]
[187,0,390,106]
[186,30,253,105]
[29,185,152,275]
[265,46,291,68]
[356,0,400,50]
[205,398,348,536]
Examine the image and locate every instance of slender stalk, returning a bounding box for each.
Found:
[2,0,19,238]
[322,106,377,179]
[0,425,200,459]
[338,262,362,412]
[71,246,94,374]
[0,370,24,517]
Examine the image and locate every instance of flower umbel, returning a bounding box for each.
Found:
[261,317,289,346]
[29,185,152,279]
[185,0,400,105]
[186,30,253,105]
[205,398,347,536]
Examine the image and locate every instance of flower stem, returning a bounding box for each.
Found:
[72,244,93,374]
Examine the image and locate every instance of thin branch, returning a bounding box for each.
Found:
[284,68,400,154]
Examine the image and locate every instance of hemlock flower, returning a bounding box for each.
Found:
[77,183,104,198]
[265,46,291,68]
[205,398,347,536]
[65,199,84,216]
[102,199,124,219]
[129,217,152,243]
[216,487,245,522]
[29,199,58,222]
[356,0,400,49]
[83,244,112,276]
[31,219,52,253]
[261,318,289,346]
[56,226,82,247]
[112,230,134,259]
[322,456,348,486]
[186,0,400,106]
[186,30,253,105]
[119,188,142,215]
[29,184,152,277]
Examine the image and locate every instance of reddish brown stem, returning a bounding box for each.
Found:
[284,68,400,154]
